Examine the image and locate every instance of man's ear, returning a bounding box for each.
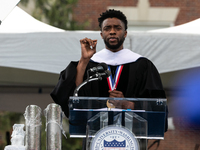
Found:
[100,32,103,39]
[124,30,127,38]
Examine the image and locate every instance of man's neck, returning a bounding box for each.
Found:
[106,47,123,52]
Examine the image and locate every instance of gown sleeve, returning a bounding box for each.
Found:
[50,61,78,117]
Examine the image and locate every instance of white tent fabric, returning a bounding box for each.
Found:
[0,7,131,73]
[128,31,200,74]
[0,6,65,33]
[1,6,200,86]
[0,0,20,22]
[149,18,200,34]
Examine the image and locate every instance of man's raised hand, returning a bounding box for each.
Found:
[80,38,97,60]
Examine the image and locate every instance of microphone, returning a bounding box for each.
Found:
[89,70,111,79]
[89,63,108,73]
[99,70,111,78]
[73,70,111,97]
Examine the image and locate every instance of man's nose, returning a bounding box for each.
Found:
[110,27,116,34]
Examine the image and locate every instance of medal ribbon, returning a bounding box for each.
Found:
[107,65,124,90]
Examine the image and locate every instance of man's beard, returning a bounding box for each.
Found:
[104,37,125,50]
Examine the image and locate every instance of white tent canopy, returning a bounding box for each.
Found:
[150,18,200,34]
[0,0,20,23]
[0,6,64,33]
[129,31,200,73]
[0,7,106,74]
[1,6,200,87]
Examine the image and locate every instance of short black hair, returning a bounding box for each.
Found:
[98,9,128,30]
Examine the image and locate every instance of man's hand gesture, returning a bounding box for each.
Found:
[76,38,97,86]
[80,38,97,61]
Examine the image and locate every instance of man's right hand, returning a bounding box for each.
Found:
[76,38,97,86]
[80,38,97,61]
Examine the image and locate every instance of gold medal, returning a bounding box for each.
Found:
[106,100,115,108]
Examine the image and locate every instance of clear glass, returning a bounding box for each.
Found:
[69,96,167,140]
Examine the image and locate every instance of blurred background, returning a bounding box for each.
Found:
[1,0,200,149]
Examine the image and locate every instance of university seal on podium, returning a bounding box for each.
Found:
[90,126,139,150]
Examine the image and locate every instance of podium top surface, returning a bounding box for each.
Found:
[69,96,167,112]
[69,96,167,102]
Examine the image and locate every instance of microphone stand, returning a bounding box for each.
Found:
[72,70,110,104]
[73,73,103,97]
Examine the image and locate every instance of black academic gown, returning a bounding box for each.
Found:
[51,57,168,149]
[51,57,166,116]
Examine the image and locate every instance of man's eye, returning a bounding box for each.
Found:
[104,27,110,31]
[116,27,122,30]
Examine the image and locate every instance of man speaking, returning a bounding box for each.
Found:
[51,9,167,150]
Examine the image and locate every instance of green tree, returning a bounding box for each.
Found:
[20,0,87,30]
